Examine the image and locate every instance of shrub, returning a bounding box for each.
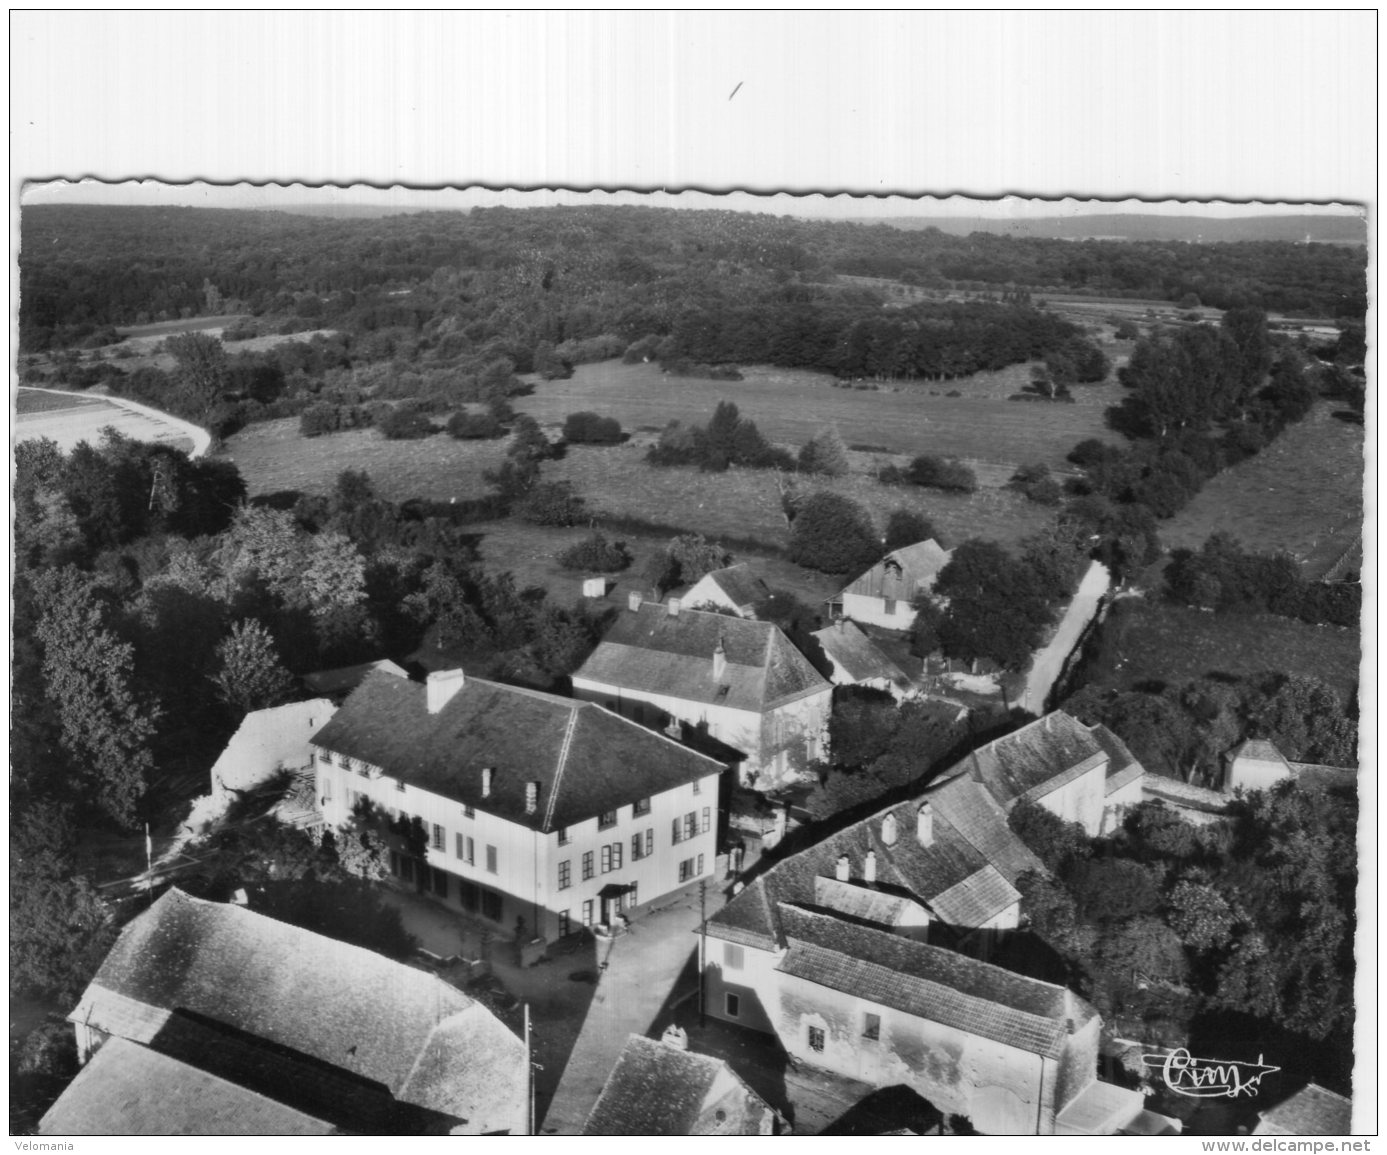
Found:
[516,481,586,527]
[1008,463,1062,506]
[558,531,631,573]
[300,402,338,438]
[563,411,623,445]
[447,410,505,440]
[378,404,435,440]
[797,427,851,477]
[907,455,978,494]
[788,492,880,575]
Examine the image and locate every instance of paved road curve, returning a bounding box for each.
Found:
[16,386,212,458]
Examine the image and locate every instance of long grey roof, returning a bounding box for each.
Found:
[583,1035,776,1135]
[574,602,830,712]
[38,1037,336,1136]
[311,669,724,831]
[967,711,1106,808]
[709,770,1037,949]
[775,905,1094,1059]
[812,620,913,687]
[843,539,952,598]
[1255,1083,1352,1136]
[69,889,525,1130]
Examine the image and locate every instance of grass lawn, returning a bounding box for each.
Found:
[1075,597,1361,705]
[15,387,106,413]
[1157,402,1365,578]
[516,360,1125,472]
[223,417,512,502]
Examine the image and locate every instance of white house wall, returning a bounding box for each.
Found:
[314,751,718,941]
[842,591,918,631]
[210,699,335,799]
[1033,764,1108,836]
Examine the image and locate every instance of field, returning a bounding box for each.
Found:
[15,388,195,454]
[116,314,250,339]
[1075,597,1361,706]
[16,388,107,414]
[1157,402,1365,578]
[515,359,1126,473]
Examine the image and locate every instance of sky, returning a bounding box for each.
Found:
[20,180,1365,222]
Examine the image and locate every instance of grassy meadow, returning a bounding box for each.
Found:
[16,388,108,414]
[1075,597,1361,706]
[1157,402,1365,577]
[514,360,1126,471]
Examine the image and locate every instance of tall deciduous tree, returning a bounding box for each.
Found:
[212,619,297,716]
[787,492,880,575]
[797,426,851,477]
[165,331,229,409]
[932,539,1053,670]
[31,568,160,828]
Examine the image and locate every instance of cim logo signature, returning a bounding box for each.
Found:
[1144,1048,1280,1099]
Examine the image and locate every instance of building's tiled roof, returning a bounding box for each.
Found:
[38,1037,336,1136]
[693,564,771,611]
[967,712,1106,808]
[1228,738,1292,765]
[303,659,408,699]
[1255,1084,1352,1136]
[1088,723,1146,796]
[311,670,724,831]
[812,876,931,929]
[583,1035,776,1135]
[69,889,525,1131]
[811,621,912,687]
[843,539,952,599]
[1142,775,1230,813]
[574,603,830,712]
[708,770,1034,948]
[1054,1077,1146,1136]
[775,906,1094,1059]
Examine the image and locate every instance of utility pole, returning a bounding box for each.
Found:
[698,879,707,1028]
[144,823,153,906]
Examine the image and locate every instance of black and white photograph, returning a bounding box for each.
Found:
[9,11,1374,1144]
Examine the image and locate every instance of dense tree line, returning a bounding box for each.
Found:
[21,205,1365,358]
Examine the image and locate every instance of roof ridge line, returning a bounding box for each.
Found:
[543,706,581,831]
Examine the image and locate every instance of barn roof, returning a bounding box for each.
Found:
[38,1037,336,1136]
[843,539,952,597]
[1228,738,1293,765]
[775,906,1095,1059]
[692,563,771,611]
[583,1035,776,1135]
[68,889,525,1130]
[311,669,724,831]
[574,603,829,712]
[811,620,913,688]
[1089,723,1146,795]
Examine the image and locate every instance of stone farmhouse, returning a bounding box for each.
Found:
[701,710,1162,1134]
[309,665,723,943]
[571,597,833,790]
[838,539,952,630]
[583,1031,784,1135]
[681,562,772,618]
[45,889,528,1135]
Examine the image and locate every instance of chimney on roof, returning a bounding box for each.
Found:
[713,635,727,681]
[835,854,850,882]
[667,597,681,617]
[864,849,877,884]
[917,802,934,847]
[427,668,466,714]
[1045,713,1052,732]
[525,781,539,814]
[628,591,642,612]
[881,812,898,846]
[836,616,846,632]
[661,1024,689,1051]
[482,767,494,798]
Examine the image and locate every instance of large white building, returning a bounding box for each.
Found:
[571,597,833,790]
[309,666,724,941]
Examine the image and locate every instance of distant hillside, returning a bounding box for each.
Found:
[857,212,1367,245]
[270,202,438,219]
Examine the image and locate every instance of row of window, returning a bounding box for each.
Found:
[388,853,505,921]
[671,808,712,845]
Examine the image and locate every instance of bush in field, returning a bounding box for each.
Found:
[516,481,586,527]
[1008,463,1063,506]
[907,454,978,494]
[447,410,505,440]
[797,427,851,477]
[558,531,632,573]
[788,492,880,575]
[563,411,623,445]
[300,402,338,438]
[379,404,435,440]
